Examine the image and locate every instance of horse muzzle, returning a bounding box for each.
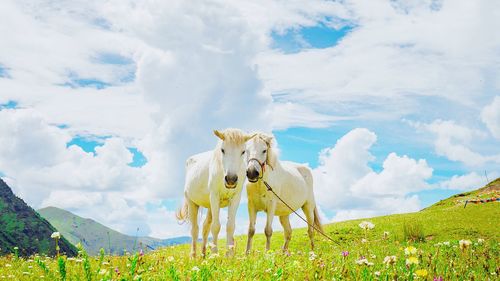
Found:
[246,168,260,183]
[224,174,238,189]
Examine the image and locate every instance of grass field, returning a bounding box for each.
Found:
[0,181,499,280]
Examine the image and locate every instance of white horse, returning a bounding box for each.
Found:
[177,128,255,258]
[245,133,322,253]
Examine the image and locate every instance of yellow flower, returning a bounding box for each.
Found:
[404,246,417,255]
[406,256,419,265]
[415,269,428,277]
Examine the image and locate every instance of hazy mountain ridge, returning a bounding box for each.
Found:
[38,206,190,255]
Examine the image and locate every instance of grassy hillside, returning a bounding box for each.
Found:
[0,179,77,257]
[0,179,498,280]
[38,206,190,255]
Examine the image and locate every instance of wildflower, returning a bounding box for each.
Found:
[442,241,450,246]
[433,276,443,281]
[356,257,373,266]
[191,266,200,272]
[115,267,120,275]
[361,238,368,243]
[341,251,349,257]
[139,249,144,256]
[383,255,397,265]
[5,264,11,267]
[208,253,219,259]
[415,269,428,277]
[309,251,317,261]
[459,239,472,250]
[208,242,216,248]
[167,256,175,262]
[375,271,381,276]
[359,221,375,230]
[406,256,419,265]
[99,269,107,275]
[265,268,272,273]
[51,232,61,239]
[478,238,485,244]
[404,246,417,255]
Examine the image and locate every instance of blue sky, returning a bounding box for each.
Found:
[1,0,499,238]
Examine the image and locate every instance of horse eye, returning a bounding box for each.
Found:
[241,150,245,155]
[262,149,267,154]
[221,148,225,154]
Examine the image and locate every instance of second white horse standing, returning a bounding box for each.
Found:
[245,133,323,253]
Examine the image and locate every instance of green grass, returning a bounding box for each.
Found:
[0,184,499,280]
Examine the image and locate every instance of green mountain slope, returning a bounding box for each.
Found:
[0,179,77,257]
[38,206,190,255]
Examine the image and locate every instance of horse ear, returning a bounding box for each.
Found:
[262,134,274,146]
[244,133,257,142]
[213,129,225,140]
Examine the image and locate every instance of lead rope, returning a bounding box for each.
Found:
[263,180,340,246]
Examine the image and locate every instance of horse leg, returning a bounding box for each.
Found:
[265,200,277,251]
[226,191,242,257]
[209,193,221,254]
[302,203,316,250]
[246,203,257,254]
[201,208,212,257]
[279,215,292,254]
[188,200,199,258]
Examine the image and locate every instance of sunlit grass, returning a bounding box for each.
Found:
[0,197,498,280]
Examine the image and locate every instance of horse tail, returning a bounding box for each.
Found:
[313,206,324,233]
[176,195,189,224]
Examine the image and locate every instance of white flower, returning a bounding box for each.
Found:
[356,258,370,265]
[98,269,107,275]
[443,241,450,246]
[358,221,375,230]
[51,232,61,239]
[459,239,472,250]
[5,264,11,267]
[208,253,219,259]
[192,266,200,272]
[478,238,485,244]
[375,271,381,276]
[361,238,368,244]
[383,255,397,265]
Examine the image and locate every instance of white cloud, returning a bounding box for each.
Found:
[417,119,500,166]
[437,171,498,191]
[481,96,500,139]
[313,128,431,221]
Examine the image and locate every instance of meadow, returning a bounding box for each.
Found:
[0,186,499,280]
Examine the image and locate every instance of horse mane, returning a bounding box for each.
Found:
[212,128,249,167]
[256,132,279,169]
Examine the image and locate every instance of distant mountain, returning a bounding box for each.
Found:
[0,179,77,257]
[38,206,190,255]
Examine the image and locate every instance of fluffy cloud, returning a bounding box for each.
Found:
[481,96,500,139]
[313,128,432,221]
[437,171,499,191]
[414,119,500,166]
